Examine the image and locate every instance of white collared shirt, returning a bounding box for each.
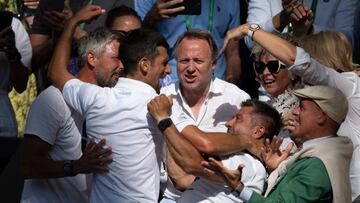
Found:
[161,78,250,200]
[63,78,162,203]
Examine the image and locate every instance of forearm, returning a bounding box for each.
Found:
[10,61,29,93]
[225,40,241,84]
[30,35,55,71]
[47,19,77,91]
[142,7,159,29]
[252,29,296,66]
[272,11,290,32]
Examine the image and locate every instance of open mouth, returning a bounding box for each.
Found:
[184,74,196,82]
[263,79,275,85]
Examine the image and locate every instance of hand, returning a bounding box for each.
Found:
[261,136,293,172]
[147,94,173,123]
[0,27,20,58]
[23,0,39,10]
[282,112,299,132]
[149,0,185,20]
[282,0,301,17]
[74,138,113,174]
[43,10,71,32]
[72,4,105,25]
[291,5,314,37]
[202,157,244,190]
[220,24,249,53]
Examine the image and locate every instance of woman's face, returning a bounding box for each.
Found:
[257,52,293,97]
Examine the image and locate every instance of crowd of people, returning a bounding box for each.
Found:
[1,0,360,202]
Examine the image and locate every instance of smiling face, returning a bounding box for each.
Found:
[226,106,257,137]
[290,99,323,145]
[147,47,171,92]
[257,52,292,97]
[176,38,215,93]
[93,40,124,87]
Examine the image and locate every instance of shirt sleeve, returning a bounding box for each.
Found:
[62,78,103,117]
[245,0,279,49]
[11,18,32,70]
[25,89,66,145]
[288,47,359,99]
[134,0,155,20]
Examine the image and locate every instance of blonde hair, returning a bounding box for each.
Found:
[300,31,356,72]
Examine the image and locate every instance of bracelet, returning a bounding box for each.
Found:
[230,182,244,197]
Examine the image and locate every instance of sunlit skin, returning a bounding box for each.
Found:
[146,47,171,93]
[176,38,215,95]
[290,99,323,146]
[226,107,257,138]
[258,52,293,98]
[110,15,141,32]
[93,40,124,87]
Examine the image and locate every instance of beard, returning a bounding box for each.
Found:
[95,69,124,87]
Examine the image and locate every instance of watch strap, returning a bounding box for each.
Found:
[158,118,173,132]
[63,160,75,176]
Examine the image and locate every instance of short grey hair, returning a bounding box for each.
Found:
[77,27,118,68]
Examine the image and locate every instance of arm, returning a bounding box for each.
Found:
[222,24,296,66]
[288,47,359,99]
[0,27,29,93]
[166,150,196,191]
[47,5,104,91]
[21,135,112,179]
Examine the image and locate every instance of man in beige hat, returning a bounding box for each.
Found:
[203,85,353,203]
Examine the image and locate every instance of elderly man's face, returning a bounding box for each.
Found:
[176,38,215,93]
[290,99,324,145]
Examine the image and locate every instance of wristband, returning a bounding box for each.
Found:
[158,118,173,132]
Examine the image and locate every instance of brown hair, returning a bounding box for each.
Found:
[299,31,356,72]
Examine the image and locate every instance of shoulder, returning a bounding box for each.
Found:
[213,78,250,101]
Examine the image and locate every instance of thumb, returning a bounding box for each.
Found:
[167,95,173,105]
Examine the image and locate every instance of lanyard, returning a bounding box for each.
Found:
[310,0,318,17]
[185,0,215,32]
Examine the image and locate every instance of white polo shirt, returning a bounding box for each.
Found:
[178,153,266,203]
[63,78,163,203]
[161,78,251,200]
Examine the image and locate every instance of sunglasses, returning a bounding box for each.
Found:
[253,60,285,75]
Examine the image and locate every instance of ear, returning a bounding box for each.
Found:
[252,126,265,139]
[317,111,327,125]
[139,57,150,75]
[87,52,96,69]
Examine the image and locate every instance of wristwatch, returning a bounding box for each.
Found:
[63,160,75,176]
[230,182,244,197]
[158,118,173,132]
[247,24,260,40]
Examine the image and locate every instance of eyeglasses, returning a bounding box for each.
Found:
[253,60,285,75]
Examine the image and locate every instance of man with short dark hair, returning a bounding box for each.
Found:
[148,97,281,203]
[105,5,142,31]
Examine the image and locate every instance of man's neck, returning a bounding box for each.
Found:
[180,84,210,108]
[77,66,97,85]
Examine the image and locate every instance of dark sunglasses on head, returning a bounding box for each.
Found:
[253,60,285,75]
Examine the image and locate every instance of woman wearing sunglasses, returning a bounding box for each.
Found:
[222,23,360,201]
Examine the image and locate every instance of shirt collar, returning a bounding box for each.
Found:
[303,135,334,149]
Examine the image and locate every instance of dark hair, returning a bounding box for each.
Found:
[173,29,218,64]
[241,100,281,140]
[119,29,169,75]
[105,5,141,28]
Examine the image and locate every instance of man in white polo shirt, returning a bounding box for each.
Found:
[47,5,171,203]
[157,29,253,203]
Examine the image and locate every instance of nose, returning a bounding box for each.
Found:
[164,63,171,75]
[225,117,234,129]
[186,61,196,73]
[292,106,300,116]
[262,66,271,75]
[118,58,124,70]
